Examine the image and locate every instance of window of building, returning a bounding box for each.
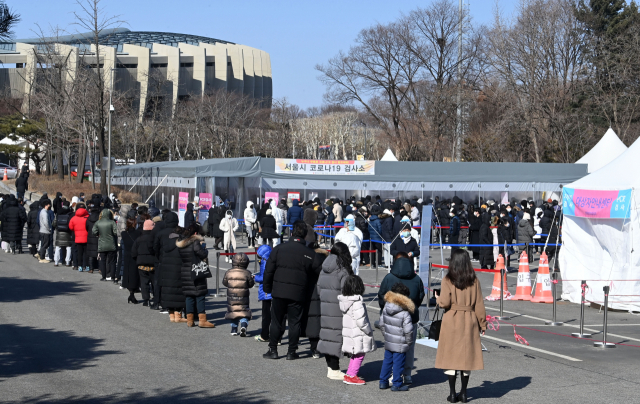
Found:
[151,63,168,68]
[180,62,193,67]
[116,63,138,68]
[206,62,214,67]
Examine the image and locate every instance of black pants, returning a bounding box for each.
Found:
[76,243,87,269]
[154,266,162,306]
[214,237,223,249]
[261,299,272,340]
[372,242,383,267]
[39,234,52,260]
[498,247,511,268]
[138,269,156,302]
[326,354,340,371]
[99,251,117,279]
[29,244,37,255]
[269,297,303,353]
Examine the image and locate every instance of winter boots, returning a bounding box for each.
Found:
[198,313,215,328]
[174,311,188,323]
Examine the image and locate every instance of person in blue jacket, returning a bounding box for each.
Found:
[287,199,304,224]
[254,244,273,342]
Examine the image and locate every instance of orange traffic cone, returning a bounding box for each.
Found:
[2,168,6,181]
[485,254,511,301]
[513,250,532,301]
[531,252,553,303]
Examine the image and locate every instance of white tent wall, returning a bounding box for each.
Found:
[575,128,628,173]
[560,211,640,312]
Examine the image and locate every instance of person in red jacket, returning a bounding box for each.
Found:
[69,206,90,271]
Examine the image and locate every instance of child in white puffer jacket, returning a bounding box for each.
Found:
[338,275,376,386]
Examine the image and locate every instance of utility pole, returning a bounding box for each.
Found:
[107,68,115,196]
[455,0,463,162]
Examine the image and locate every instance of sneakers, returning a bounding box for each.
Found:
[312,350,321,359]
[391,385,409,392]
[159,308,169,314]
[230,330,238,336]
[343,375,365,385]
[379,381,390,390]
[286,352,299,360]
[254,335,268,342]
[106,277,112,281]
[403,375,413,385]
[327,368,346,380]
[39,259,51,263]
[225,257,229,263]
[240,326,247,337]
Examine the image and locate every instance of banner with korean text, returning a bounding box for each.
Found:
[562,188,632,219]
[274,159,375,175]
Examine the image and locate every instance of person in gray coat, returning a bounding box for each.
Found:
[517,212,536,263]
[316,242,353,380]
[379,283,415,391]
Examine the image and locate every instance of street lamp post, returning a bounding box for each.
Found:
[107,68,115,196]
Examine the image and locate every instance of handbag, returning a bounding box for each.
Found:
[190,244,212,281]
[428,305,443,341]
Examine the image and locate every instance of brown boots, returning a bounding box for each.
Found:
[187,313,195,327]
[169,311,176,322]
[174,311,188,323]
[198,313,215,328]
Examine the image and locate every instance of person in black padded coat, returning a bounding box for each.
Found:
[302,243,329,358]
[158,221,187,323]
[177,223,214,328]
[85,199,101,273]
[479,214,494,269]
[121,217,141,304]
[26,201,41,256]
[132,220,158,308]
[207,205,224,249]
[0,195,27,254]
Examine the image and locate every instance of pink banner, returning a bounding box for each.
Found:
[199,193,213,210]
[178,192,189,212]
[563,188,632,219]
[265,192,279,204]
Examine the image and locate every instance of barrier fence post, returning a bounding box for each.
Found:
[369,240,372,270]
[254,253,258,274]
[572,280,592,338]
[213,252,221,297]
[428,263,432,306]
[496,267,511,321]
[375,249,379,285]
[594,286,616,348]
[545,271,563,326]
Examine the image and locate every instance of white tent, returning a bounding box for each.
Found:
[560,136,640,312]
[575,128,627,173]
[380,149,398,161]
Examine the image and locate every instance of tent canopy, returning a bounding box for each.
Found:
[112,157,587,185]
[575,128,627,174]
[380,149,398,161]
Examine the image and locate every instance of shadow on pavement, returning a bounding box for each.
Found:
[0,324,120,380]
[468,376,532,399]
[0,277,87,303]
[21,387,271,404]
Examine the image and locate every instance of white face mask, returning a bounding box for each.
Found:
[226,214,232,219]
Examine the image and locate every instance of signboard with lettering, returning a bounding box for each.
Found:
[198,193,213,224]
[178,192,189,227]
[274,159,375,175]
[562,188,632,219]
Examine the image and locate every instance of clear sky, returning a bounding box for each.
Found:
[11,0,517,109]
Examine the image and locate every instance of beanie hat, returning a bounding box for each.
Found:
[152,216,162,223]
[71,196,79,204]
[143,220,155,231]
[266,209,273,215]
[232,253,250,269]
[523,212,531,221]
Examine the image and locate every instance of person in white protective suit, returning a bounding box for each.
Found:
[335,214,363,275]
[270,199,284,247]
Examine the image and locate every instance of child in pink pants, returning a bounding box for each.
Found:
[338,275,377,385]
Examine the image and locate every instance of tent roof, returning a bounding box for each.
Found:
[380,149,398,161]
[568,135,640,190]
[575,128,627,173]
[112,157,587,185]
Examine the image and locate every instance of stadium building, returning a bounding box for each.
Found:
[0,28,272,118]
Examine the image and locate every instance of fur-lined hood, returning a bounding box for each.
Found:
[383,291,415,314]
[176,234,204,248]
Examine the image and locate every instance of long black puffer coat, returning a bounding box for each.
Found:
[479,214,494,268]
[53,207,74,247]
[184,203,195,229]
[303,249,329,339]
[131,230,156,266]
[26,201,40,245]
[120,228,141,290]
[177,233,209,297]
[0,198,27,242]
[160,232,185,309]
[207,207,224,238]
[85,209,101,258]
[316,254,352,358]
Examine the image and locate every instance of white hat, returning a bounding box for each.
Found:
[383,209,391,215]
[417,198,423,203]
[266,209,273,215]
[345,214,355,221]
[71,196,79,204]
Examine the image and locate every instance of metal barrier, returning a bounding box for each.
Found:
[545,271,563,326]
[594,285,616,348]
[571,280,592,338]
[212,251,258,298]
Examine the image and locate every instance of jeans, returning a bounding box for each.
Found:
[404,326,418,377]
[185,295,206,314]
[269,297,303,353]
[54,246,71,265]
[380,350,406,388]
[99,251,117,279]
[39,233,52,260]
[75,243,87,270]
[231,317,248,332]
[347,353,365,377]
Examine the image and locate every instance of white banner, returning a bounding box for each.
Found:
[274,159,375,175]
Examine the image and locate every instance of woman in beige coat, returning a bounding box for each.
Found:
[435,249,487,403]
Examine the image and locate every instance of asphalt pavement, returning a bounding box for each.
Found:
[1,239,639,403]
